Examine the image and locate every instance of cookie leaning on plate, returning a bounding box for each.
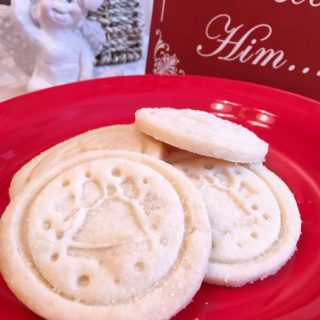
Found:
[135,108,268,164]
[174,157,301,286]
[9,124,166,198]
[0,150,211,320]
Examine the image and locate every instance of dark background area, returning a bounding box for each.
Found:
[0,0,10,4]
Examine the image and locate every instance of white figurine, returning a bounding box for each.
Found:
[0,5,37,76]
[3,0,104,92]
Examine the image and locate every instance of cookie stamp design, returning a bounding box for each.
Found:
[174,157,301,286]
[28,158,184,304]
[0,151,211,320]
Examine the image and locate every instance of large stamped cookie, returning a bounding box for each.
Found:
[9,124,165,198]
[135,108,268,164]
[174,157,301,287]
[0,151,211,320]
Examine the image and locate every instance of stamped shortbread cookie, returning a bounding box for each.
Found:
[0,151,211,320]
[174,157,301,286]
[135,108,268,164]
[9,125,166,198]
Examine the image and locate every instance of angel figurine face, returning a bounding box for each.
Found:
[33,0,84,30]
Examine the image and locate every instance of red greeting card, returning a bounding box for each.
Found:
[146,0,320,100]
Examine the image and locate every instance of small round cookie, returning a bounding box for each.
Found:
[9,124,166,198]
[135,108,268,163]
[174,157,301,286]
[0,151,211,320]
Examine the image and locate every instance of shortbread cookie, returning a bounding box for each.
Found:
[174,157,301,286]
[164,144,198,164]
[135,108,268,163]
[9,124,165,198]
[0,151,211,320]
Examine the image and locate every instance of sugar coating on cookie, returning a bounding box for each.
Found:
[174,157,301,287]
[0,151,211,320]
[9,124,166,199]
[135,108,268,164]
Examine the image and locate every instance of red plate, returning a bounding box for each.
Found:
[0,75,320,320]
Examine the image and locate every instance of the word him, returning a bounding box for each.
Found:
[196,14,287,69]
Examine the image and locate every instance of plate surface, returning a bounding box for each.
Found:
[0,75,320,320]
